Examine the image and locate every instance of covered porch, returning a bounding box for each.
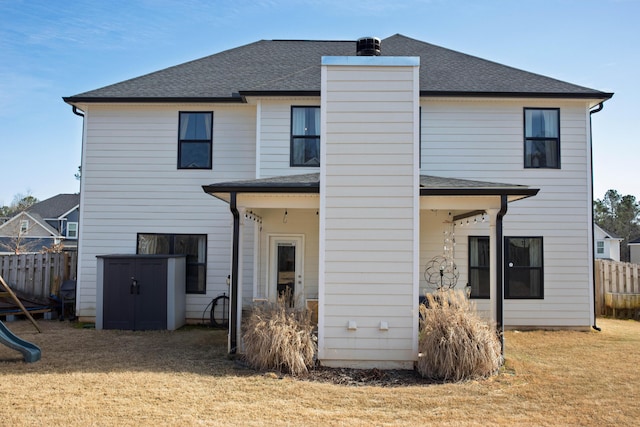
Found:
[203,173,538,365]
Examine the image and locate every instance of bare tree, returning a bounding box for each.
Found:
[0,215,40,254]
[0,193,41,254]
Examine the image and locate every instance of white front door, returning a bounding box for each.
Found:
[269,235,304,307]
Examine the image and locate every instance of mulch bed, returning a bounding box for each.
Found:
[300,366,437,387]
[234,359,438,387]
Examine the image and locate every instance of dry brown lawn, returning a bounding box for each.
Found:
[1,318,638,426]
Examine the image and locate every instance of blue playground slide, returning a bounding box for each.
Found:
[0,320,41,363]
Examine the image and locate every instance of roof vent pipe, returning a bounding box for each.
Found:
[356,37,381,56]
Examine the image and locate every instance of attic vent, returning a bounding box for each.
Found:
[356,37,381,56]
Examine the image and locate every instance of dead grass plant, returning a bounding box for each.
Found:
[417,289,502,381]
[241,295,316,376]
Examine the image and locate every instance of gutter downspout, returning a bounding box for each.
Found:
[229,192,240,353]
[589,102,604,332]
[70,105,85,321]
[497,194,508,353]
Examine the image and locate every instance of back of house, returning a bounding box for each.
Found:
[64,35,612,368]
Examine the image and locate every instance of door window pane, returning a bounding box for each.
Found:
[468,236,490,298]
[277,244,295,306]
[505,237,543,298]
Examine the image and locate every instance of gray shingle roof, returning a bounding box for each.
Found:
[203,173,537,198]
[65,34,612,102]
[27,194,79,219]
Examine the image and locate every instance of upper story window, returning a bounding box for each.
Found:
[596,240,605,254]
[505,237,544,299]
[20,220,29,234]
[524,108,560,169]
[67,222,78,239]
[178,112,213,169]
[291,106,320,167]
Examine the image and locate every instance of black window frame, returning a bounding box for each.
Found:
[468,236,490,299]
[523,108,560,169]
[505,236,544,299]
[290,106,320,167]
[177,111,213,170]
[136,233,207,294]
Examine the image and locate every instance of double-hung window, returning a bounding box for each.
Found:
[137,233,207,294]
[291,106,320,167]
[178,112,213,169]
[66,222,78,239]
[524,108,560,169]
[468,236,490,298]
[596,240,605,255]
[505,237,544,299]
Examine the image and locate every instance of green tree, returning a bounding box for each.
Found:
[11,194,38,213]
[0,193,39,218]
[594,189,640,262]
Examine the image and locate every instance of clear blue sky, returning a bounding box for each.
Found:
[0,0,637,206]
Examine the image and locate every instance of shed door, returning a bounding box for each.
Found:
[102,257,167,330]
[134,258,167,330]
[103,258,136,330]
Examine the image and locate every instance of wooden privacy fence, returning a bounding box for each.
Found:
[595,259,640,318]
[0,252,77,301]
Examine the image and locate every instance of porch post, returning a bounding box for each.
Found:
[497,195,508,351]
[487,208,499,325]
[229,192,240,354]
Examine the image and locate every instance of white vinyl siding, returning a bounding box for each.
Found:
[320,59,419,368]
[76,104,256,321]
[258,99,319,178]
[420,99,593,327]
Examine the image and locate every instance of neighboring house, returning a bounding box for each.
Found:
[0,194,80,253]
[64,35,612,369]
[629,237,640,265]
[594,224,622,261]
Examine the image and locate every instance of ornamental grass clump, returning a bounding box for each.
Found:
[241,294,316,376]
[417,289,502,382]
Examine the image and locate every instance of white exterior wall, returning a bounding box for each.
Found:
[76,104,256,321]
[594,225,621,261]
[258,98,320,178]
[421,99,594,328]
[630,245,640,265]
[607,240,621,262]
[319,57,420,368]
